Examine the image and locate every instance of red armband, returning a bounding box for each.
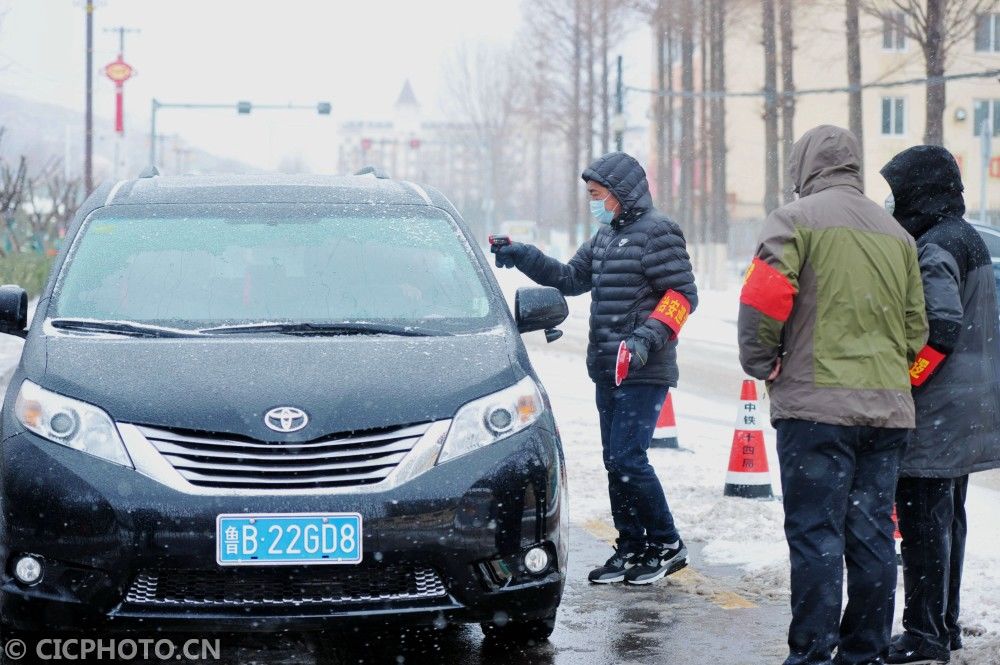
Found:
[740,257,797,322]
[909,345,946,387]
[649,290,691,340]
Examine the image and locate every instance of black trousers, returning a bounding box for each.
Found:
[895,475,969,656]
[776,420,907,665]
[595,383,679,549]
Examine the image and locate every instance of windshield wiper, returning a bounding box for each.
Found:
[49,318,203,338]
[199,322,452,337]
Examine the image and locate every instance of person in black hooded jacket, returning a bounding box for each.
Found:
[881,146,1000,665]
[495,152,698,585]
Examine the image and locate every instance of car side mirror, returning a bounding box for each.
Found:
[0,285,28,338]
[515,287,568,342]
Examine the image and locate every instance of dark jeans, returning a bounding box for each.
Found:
[595,383,679,550]
[775,420,907,665]
[895,474,969,656]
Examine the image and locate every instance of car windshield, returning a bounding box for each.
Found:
[50,203,495,334]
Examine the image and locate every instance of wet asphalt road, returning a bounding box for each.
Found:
[100,526,788,665]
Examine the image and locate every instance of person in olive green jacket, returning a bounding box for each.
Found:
[737,125,928,665]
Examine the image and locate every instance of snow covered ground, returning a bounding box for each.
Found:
[494,265,1000,663]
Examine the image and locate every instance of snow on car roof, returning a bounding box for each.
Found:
[104,173,446,207]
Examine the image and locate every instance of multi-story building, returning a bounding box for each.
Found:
[650,4,1000,229]
[336,81,489,235]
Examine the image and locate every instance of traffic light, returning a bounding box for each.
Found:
[317,102,331,115]
[236,101,252,114]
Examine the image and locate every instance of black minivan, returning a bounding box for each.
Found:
[0,171,569,642]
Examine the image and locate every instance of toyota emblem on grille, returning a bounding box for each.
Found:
[264,407,309,433]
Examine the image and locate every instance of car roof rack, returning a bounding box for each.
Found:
[138,165,160,179]
[353,166,391,179]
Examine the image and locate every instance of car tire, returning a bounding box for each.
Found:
[480,612,556,643]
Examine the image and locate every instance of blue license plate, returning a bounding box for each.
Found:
[216,513,363,566]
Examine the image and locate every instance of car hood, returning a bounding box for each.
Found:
[35,330,517,441]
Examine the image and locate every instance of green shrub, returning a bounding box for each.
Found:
[0,253,55,298]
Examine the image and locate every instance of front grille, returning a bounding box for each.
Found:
[137,422,430,490]
[124,566,447,606]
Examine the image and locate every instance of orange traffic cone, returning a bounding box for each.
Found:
[650,392,679,449]
[723,379,774,499]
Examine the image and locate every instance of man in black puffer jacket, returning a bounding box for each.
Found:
[881,146,1000,665]
[495,152,698,585]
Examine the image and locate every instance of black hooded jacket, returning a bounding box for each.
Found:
[881,145,1000,477]
[511,152,698,386]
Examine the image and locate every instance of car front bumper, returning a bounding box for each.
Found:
[0,420,566,632]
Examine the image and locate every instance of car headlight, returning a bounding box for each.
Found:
[438,376,545,464]
[14,380,132,468]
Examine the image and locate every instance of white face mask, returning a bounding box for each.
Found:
[884,193,895,216]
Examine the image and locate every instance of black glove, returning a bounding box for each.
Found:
[494,242,527,269]
[626,337,649,371]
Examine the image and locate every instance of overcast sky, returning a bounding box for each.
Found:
[0,0,650,173]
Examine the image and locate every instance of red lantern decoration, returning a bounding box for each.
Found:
[104,57,134,135]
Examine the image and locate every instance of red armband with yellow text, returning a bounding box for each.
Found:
[649,290,691,340]
[909,345,946,387]
[740,257,798,322]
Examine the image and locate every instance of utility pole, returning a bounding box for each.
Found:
[106,25,139,57]
[84,1,95,195]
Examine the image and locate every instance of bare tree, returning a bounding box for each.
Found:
[678,0,697,232]
[699,7,710,243]
[653,3,669,210]
[601,0,612,153]
[572,0,584,244]
[585,0,597,164]
[441,43,527,228]
[861,0,999,145]
[520,0,601,245]
[665,5,677,213]
[779,0,796,204]
[0,129,27,256]
[762,0,781,214]
[598,0,632,155]
[846,0,865,168]
[24,162,82,253]
[708,0,729,248]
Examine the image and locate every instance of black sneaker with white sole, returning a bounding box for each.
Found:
[886,634,950,664]
[588,547,643,584]
[623,540,688,585]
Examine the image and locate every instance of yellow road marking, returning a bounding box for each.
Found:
[582,518,758,610]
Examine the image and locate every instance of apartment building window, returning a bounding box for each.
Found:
[976,13,1000,52]
[973,100,1000,137]
[882,12,907,51]
[881,97,906,136]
